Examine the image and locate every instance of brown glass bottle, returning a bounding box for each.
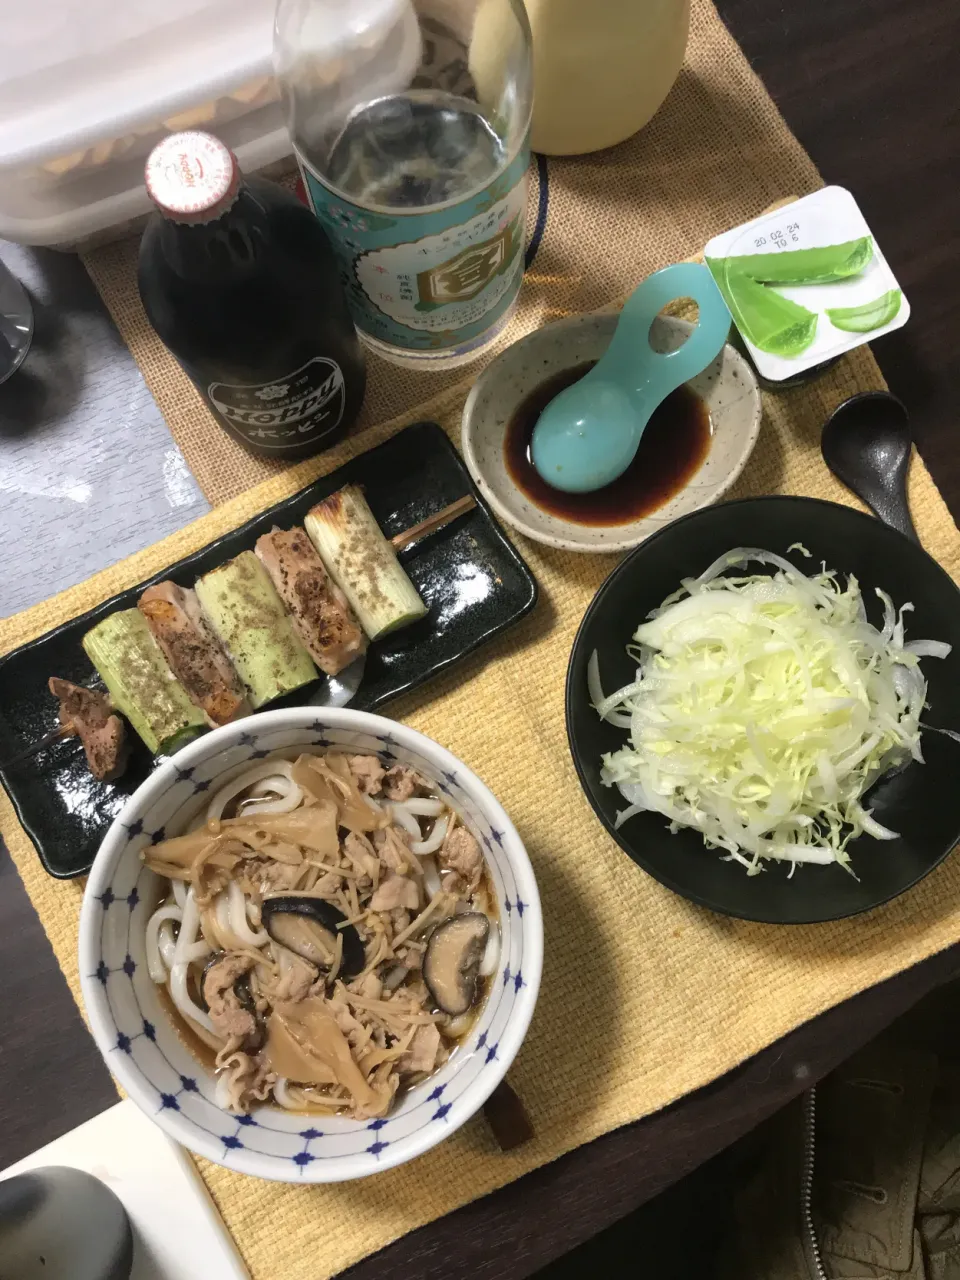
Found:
[138,131,365,461]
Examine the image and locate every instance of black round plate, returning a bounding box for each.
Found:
[565,496,960,924]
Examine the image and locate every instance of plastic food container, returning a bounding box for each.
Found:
[0,0,291,248]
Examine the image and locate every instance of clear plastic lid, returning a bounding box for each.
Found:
[0,0,286,245]
[0,0,273,167]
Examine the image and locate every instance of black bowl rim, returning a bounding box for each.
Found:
[564,494,960,924]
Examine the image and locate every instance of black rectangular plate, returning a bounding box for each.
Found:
[0,422,538,879]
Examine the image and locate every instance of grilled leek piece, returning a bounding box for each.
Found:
[194,552,317,707]
[82,610,206,755]
[304,486,427,640]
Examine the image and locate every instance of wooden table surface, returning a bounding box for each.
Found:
[1,1,959,1275]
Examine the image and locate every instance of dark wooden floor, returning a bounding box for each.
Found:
[0,2,958,1277]
[726,0,960,517]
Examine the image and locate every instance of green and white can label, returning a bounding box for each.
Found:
[299,146,529,354]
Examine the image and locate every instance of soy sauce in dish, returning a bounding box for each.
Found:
[504,363,712,526]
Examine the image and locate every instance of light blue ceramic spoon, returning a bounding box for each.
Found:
[530,262,732,493]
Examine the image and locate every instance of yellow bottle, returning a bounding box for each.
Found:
[522,0,690,155]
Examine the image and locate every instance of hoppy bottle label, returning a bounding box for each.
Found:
[298,146,529,354]
[206,356,345,452]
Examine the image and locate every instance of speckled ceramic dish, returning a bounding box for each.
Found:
[461,314,762,553]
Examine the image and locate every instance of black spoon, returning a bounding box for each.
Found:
[821,390,919,544]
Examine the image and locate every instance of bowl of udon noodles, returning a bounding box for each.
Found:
[79,707,542,1182]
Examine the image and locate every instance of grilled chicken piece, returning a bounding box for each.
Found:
[138,582,250,726]
[48,677,129,782]
[254,527,367,677]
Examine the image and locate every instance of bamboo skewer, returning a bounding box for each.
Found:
[0,724,73,771]
[391,494,476,551]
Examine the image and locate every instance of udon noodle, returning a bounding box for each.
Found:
[143,751,499,1118]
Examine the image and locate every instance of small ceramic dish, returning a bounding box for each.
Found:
[461,313,762,553]
[79,707,542,1183]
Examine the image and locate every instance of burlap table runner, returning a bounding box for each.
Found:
[4,4,960,1279]
[82,0,824,508]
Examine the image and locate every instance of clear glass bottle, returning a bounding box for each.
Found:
[275,0,533,370]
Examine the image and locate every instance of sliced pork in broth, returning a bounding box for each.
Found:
[143,752,499,1118]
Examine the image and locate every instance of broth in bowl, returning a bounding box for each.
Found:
[143,750,498,1119]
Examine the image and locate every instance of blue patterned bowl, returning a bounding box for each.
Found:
[79,708,542,1182]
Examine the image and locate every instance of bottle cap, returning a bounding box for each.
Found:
[144,132,240,223]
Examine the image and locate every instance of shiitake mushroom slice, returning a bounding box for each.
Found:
[423,913,489,1016]
[261,897,365,980]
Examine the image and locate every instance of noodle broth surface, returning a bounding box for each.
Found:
[144,750,499,1119]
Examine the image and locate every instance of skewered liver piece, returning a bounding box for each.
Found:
[48,677,129,781]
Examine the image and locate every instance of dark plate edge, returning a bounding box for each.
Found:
[0,422,538,880]
[563,494,960,925]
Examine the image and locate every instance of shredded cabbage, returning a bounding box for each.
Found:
[589,547,952,875]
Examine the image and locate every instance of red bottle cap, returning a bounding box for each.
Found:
[144,132,240,223]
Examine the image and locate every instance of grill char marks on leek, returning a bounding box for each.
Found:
[82,610,207,756]
[304,486,428,641]
[194,552,317,709]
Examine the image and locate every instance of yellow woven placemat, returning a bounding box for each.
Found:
[4,4,960,1279]
[3,353,960,1280]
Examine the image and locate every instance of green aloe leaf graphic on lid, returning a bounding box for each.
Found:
[826,289,902,333]
[706,236,890,357]
[707,237,873,286]
[708,268,817,357]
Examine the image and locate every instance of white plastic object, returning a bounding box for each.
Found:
[0,1100,250,1279]
[0,0,289,248]
[704,186,910,383]
[520,0,690,154]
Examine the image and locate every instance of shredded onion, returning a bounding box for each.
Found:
[169,888,217,1033]
[420,855,443,898]
[479,920,501,977]
[443,1012,475,1038]
[215,1072,236,1110]
[393,798,446,818]
[591,548,953,874]
[272,1078,300,1110]
[237,775,302,816]
[228,880,270,947]
[145,903,182,983]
